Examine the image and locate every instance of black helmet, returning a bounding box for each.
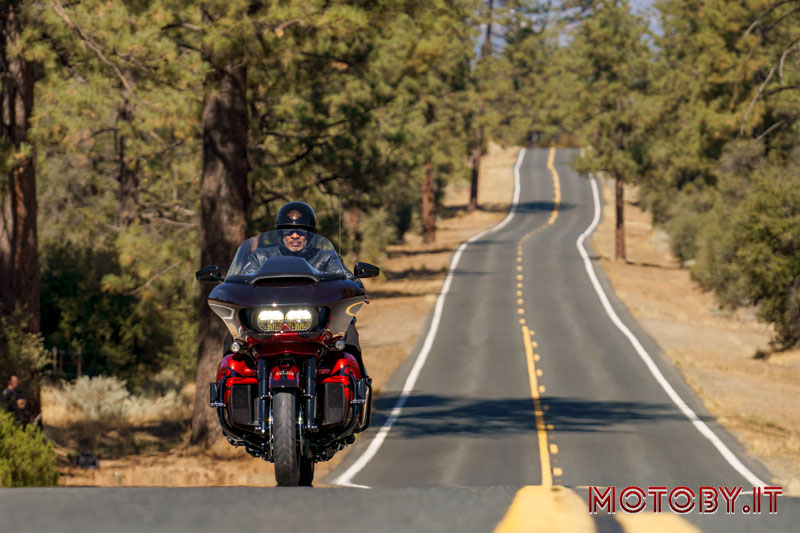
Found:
[275,201,317,233]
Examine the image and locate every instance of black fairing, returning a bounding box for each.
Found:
[208,278,365,336]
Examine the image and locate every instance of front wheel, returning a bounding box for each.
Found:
[272,391,299,486]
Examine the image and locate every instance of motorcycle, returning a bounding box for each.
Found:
[195,230,379,486]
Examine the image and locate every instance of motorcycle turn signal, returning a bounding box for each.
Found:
[329,339,346,351]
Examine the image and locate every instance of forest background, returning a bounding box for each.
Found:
[0,0,798,466]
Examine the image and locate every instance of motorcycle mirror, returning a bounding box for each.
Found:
[196,265,223,283]
[354,262,380,279]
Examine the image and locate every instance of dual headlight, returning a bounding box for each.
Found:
[253,307,318,332]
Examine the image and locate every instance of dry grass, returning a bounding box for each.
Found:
[42,373,194,471]
[592,177,800,495]
[50,142,519,487]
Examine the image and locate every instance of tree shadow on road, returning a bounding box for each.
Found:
[370,393,708,439]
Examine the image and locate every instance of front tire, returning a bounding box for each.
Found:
[272,391,300,486]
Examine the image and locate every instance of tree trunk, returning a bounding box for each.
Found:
[481,0,494,58]
[469,144,480,211]
[422,163,436,243]
[0,2,39,332]
[191,62,250,447]
[615,176,626,262]
[117,101,139,229]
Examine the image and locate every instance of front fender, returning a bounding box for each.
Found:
[269,364,301,389]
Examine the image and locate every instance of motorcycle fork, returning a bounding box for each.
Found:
[304,357,317,432]
[257,358,271,435]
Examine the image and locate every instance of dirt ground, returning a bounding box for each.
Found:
[592,178,800,495]
[51,143,519,487]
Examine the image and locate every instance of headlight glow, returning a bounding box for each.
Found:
[285,309,314,331]
[256,309,284,332]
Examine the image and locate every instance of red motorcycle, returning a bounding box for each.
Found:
[196,230,378,486]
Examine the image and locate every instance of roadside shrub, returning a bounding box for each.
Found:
[56,375,130,426]
[665,186,715,265]
[691,206,748,307]
[0,410,59,487]
[726,161,800,348]
[52,374,189,427]
[684,155,800,348]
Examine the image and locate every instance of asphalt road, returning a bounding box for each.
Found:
[323,147,799,530]
[2,148,798,532]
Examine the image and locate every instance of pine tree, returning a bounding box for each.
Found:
[0,0,39,332]
[565,0,652,261]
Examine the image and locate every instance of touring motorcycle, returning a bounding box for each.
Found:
[196,230,378,486]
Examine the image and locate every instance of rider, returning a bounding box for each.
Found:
[238,201,367,376]
[239,201,345,276]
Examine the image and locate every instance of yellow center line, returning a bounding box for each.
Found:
[493,486,596,533]
[522,324,552,487]
[515,146,562,487]
[546,147,561,225]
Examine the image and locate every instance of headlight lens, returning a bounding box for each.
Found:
[256,309,284,332]
[253,307,317,332]
[285,309,314,331]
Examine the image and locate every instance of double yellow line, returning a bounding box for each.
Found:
[497,147,699,533]
[515,146,561,487]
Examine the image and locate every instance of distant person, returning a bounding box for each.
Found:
[14,397,32,426]
[2,375,20,412]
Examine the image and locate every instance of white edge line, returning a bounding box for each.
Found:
[332,148,527,488]
[577,175,766,488]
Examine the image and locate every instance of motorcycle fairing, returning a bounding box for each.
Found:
[208,278,366,338]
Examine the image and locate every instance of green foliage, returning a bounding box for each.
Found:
[39,236,197,384]
[501,0,800,345]
[22,0,486,389]
[0,411,59,487]
[29,0,201,384]
[646,0,800,346]
[692,154,800,347]
[565,0,652,181]
[0,310,50,410]
[245,0,481,237]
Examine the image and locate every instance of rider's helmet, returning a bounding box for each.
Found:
[276,201,317,233]
[275,201,316,256]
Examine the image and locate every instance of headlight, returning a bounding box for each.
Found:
[256,309,284,332]
[252,307,317,332]
[285,309,314,331]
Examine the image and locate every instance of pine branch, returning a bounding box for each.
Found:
[49,2,136,95]
[741,39,800,134]
[765,83,800,96]
[740,63,778,134]
[161,22,203,33]
[779,40,800,84]
[125,260,185,295]
[755,119,786,141]
[742,0,797,39]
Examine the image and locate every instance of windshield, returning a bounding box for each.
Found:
[226,230,347,280]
